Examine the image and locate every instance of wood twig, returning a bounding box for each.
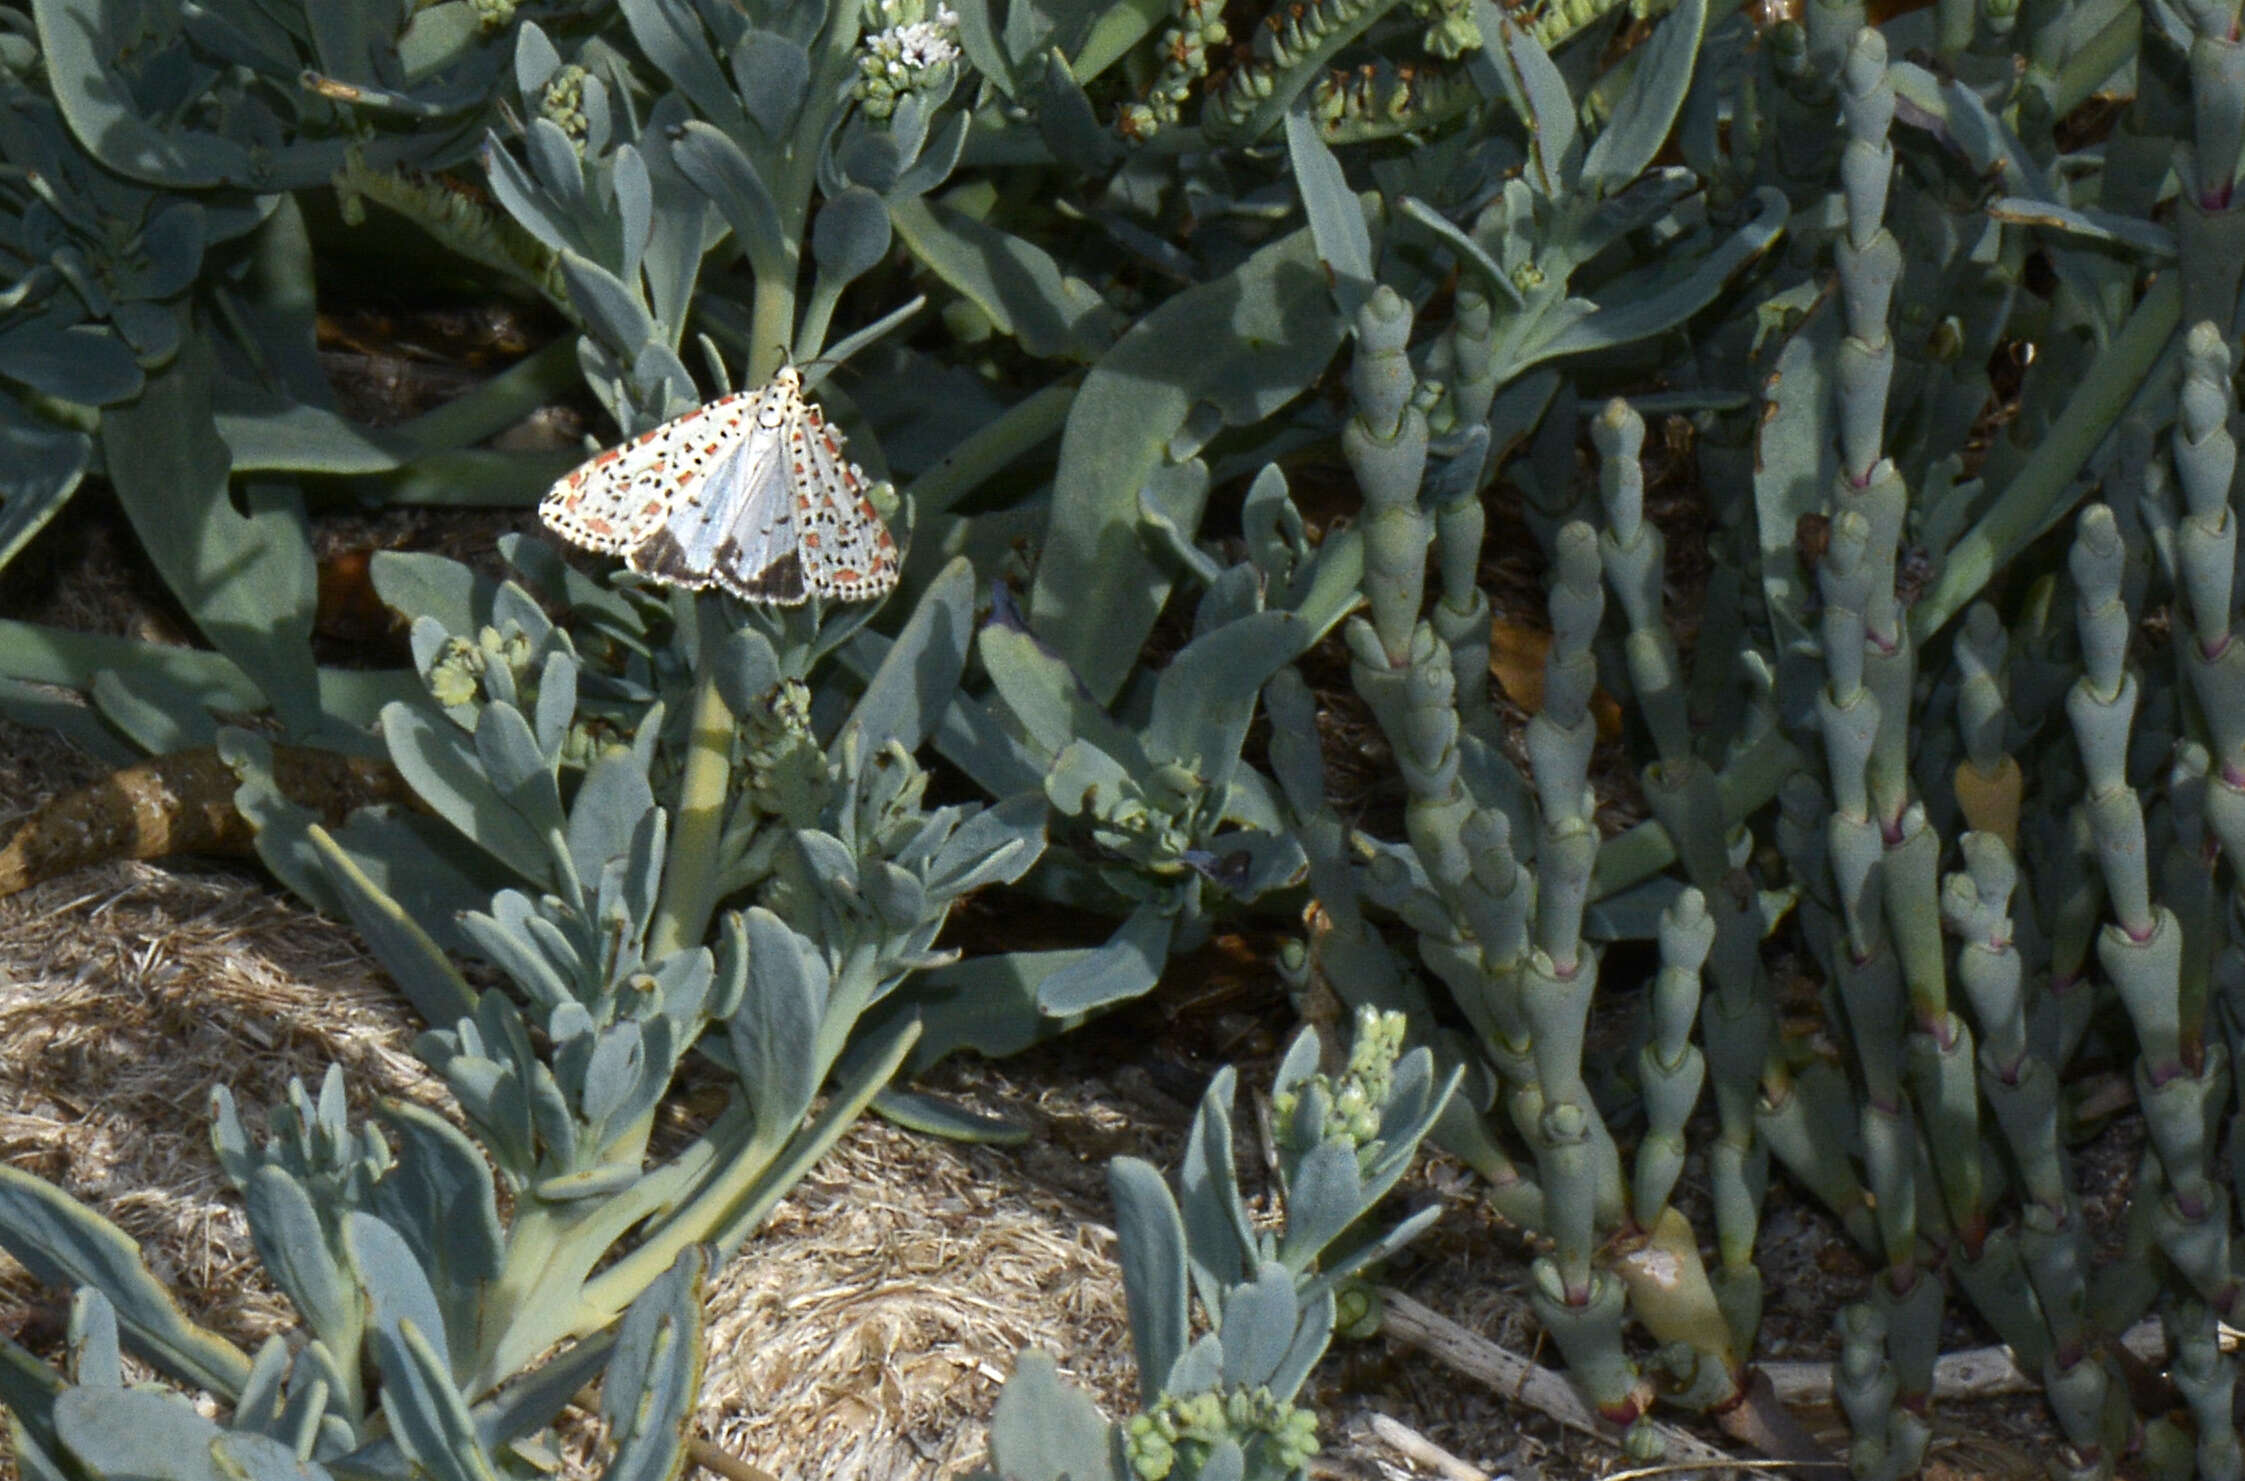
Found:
[1758,1317,2177,1406]
[1367,1411,1493,1481]
[570,1383,778,1481]
[1375,1288,1739,1468]
[1381,1290,2215,1473]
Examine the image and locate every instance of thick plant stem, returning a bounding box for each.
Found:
[652,598,746,961]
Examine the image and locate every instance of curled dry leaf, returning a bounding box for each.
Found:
[1488,617,1623,742]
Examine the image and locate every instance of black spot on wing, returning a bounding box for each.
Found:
[625,528,713,588]
[716,541,807,605]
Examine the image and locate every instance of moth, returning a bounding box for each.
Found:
[539,367,901,605]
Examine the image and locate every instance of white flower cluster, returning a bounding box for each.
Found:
[856,2,962,116]
[867,6,960,71]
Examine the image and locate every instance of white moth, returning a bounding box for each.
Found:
[539,367,901,605]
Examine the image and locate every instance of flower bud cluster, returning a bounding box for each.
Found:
[1407,0,1484,57]
[1122,1385,1319,1480]
[1117,0,1230,140]
[1309,59,1473,139]
[1206,0,1374,129]
[425,625,535,710]
[539,64,593,142]
[1272,1006,1407,1151]
[737,678,830,826]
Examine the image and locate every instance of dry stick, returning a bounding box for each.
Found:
[686,1438,780,1481]
[1759,1318,2176,1406]
[1367,1411,1493,1481]
[1384,1290,2198,1447]
[570,1384,779,1481]
[1375,1289,1739,1467]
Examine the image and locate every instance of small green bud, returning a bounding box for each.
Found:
[1178,1391,1225,1434]
[426,636,486,708]
[1927,316,1963,363]
[539,64,591,140]
[1124,1419,1175,1481]
[1146,760,1203,815]
[1335,1281,1382,1338]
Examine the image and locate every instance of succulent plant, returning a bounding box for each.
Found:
[976,1007,1455,1481]
[0,1007,723,1475]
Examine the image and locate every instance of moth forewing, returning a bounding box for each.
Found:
[790,404,902,602]
[539,389,754,554]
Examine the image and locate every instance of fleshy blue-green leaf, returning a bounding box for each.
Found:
[619,0,741,130]
[1531,188,1788,361]
[102,345,320,733]
[871,1087,1031,1144]
[0,318,141,405]
[1031,226,1347,704]
[0,1165,251,1398]
[812,184,894,289]
[1278,1140,1364,1270]
[841,556,975,754]
[377,1100,507,1368]
[348,1213,452,1372]
[890,196,1120,361]
[1482,0,1578,192]
[245,1167,356,1345]
[1580,0,1706,193]
[727,908,830,1143]
[53,1387,226,1481]
[0,397,91,573]
[670,121,789,273]
[600,1246,708,1481]
[1109,1157,1189,1409]
[1035,897,1175,1015]
[383,701,555,884]
[1286,99,1372,318]
[886,949,1094,1069]
[1217,1263,1301,1389]
[983,1352,1117,1481]
[301,821,482,1025]
[733,31,811,140]
[1177,1070,1253,1304]
[1147,611,1307,793]
[372,1318,497,1481]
